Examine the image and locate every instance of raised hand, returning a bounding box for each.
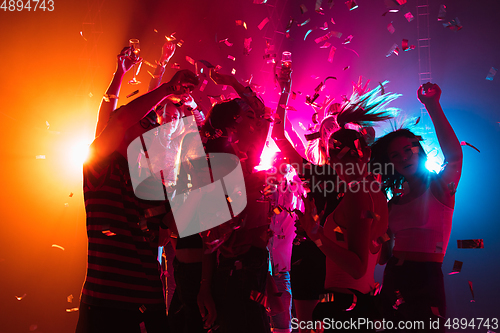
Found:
[160,41,176,65]
[417,82,441,106]
[167,69,200,94]
[116,46,141,75]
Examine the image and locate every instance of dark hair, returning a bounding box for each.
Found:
[369,128,428,197]
[329,128,368,162]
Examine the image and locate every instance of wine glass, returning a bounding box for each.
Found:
[128,38,142,85]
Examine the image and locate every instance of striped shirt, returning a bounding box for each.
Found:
[82,151,165,310]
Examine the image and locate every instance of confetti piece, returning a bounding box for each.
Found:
[36,155,46,159]
[45,120,50,129]
[437,4,446,21]
[285,17,294,33]
[457,239,484,249]
[227,55,236,61]
[331,17,336,24]
[254,0,267,3]
[460,141,480,153]
[342,35,353,44]
[67,294,74,303]
[140,322,147,333]
[89,92,93,98]
[320,42,331,48]
[392,290,405,310]
[320,22,328,30]
[219,38,233,47]
[448,260,463,275]
[315,31,340,44]
[199,79,208,92]
[79,31,87,41]
[52,244,65,251]
[299,18,311,26]
[345,0,358,11]
[186,56,195,65]
[402,39,415,51]
[15,293,27,301]
[126,90,139,98]
[300,4,308,14]
[286,105,297,111]
[387,23,395,34]
[292,92,297,100]
[315,0,323,12]
[304,29,314,41]
[486,67,497,81]
[64,203,69,207]
[443,17,462,31]
[344,46,360,57]
[176,39,184,48]
[171,63,181,69]
[153,29,158,33]
[404,11,414,22]
[468,281,475,302]
[258,17,270,30]
[414,116,420,125]
[395,0,406,4]
[327,46,337,63]
[231,68,236,75]
[66,307,79,312]
[386,43,399,57]
[273,206,283,215]
[344,66,350,70]
[139,305,147,313]
[244,37,253,55]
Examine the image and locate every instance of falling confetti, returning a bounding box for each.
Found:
[199,79,208,92]
[299,18,311,26]
[64,203,69,207]
[386,43,399,57]
[460,141,480,153]
[443,17,462,31]
[79,31,87,41]
[258,17,270,30]
[342,35,353,44]
[387,23,395,34]
[186,56,196,65]
[404,11,414,22]
[402,39,415,51]
[304,29,315,41]
[343,66,350,70]
[171,63,181,69]
[244,37,253,55]
[457,239,484,249]
[345,0,358,11]
[448,260,463,275]
[486,67,497,81]
[231,68,236,75]
[227,55,236,61]
[126,90,140,98]
[15,293,27,301]
[468,281,475,302]
[219,38,233,47]
[36,155,46,159]
[67,294,74,303]
[320,22,328,30]
[66,307,79,312]
[320,42,331,48]
[315,0,323,12]
[46,121,50,129]
[300,4,308,14]
[327,46,337,63]
[52,244,65,251]
[69,192,74,197]
[437,4,446,21]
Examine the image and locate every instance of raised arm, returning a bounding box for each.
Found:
[271,67,306,173]
[209,69,265,114]
[95,47,139,138]
[91,70,199,159]
[148,41,176,92]
[418,83,463,186]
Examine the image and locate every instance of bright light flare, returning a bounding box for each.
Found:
[69,140,91,168]
[425,155,443,174]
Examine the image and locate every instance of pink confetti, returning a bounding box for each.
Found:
[387,23,395,34]
[244,37,253,55]
[320,42,331,49]
[386,43,399,57]
[345,0,358,11]
[331,18,336,24]
[344,46,360,57]
[228,55,236,61]
[342,35,353,44]
[320,22,328,30]
[404,11,414,22]
[328,46,337,63]
[314,31,340,44]
[186,56,195,65]
[231,68,236,75]
[258,17,270,30]
[199,79,208,92]
[402,39,415,51]
[219,38,233,47]
[300,4,308,14]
